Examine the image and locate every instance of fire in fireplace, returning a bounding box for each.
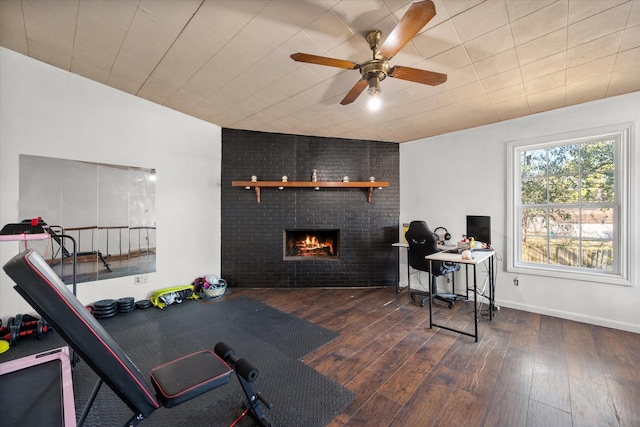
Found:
[284,229,340,260]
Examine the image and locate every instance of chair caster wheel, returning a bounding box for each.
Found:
[448,303,453,309]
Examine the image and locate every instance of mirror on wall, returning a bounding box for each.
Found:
[19,155,156,284]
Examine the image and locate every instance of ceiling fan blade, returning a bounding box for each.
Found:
[290,53,360,70]
[340,79,368,105]
[389,65,447,86]
[377,0,436,60]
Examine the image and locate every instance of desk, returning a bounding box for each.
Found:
[425,250,495,342]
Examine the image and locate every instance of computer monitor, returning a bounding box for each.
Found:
[466,215,491,245]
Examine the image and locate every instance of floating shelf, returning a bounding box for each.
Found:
[232,181,390,203]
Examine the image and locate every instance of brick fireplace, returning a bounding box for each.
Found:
[221,129,399,288]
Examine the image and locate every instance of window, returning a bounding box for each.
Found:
[507,124,632,285]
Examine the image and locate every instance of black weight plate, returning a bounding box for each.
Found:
[94,311,118,319]
[117,302,135,310]
[117,297,134,304]
[135,300,152,309]
[93,299,117,309]
[92,307,118,316]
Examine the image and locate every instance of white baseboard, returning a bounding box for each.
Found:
[496,299,640,334]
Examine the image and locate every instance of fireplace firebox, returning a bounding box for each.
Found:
[284,229,339,260]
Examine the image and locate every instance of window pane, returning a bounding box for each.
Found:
[580,140,614,171]
[522,208,547,263]
[548,144,579,175]
[550,238,579,266]
[549,175,578,203]
[521,149,547,178]
[549,208,578,238]
[521,177,547,204]
[581,208,614,270]
[581,140,615,203]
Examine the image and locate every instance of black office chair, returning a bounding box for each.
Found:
[405,221,460,308]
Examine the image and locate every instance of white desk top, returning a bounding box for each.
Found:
[425,249,495,265]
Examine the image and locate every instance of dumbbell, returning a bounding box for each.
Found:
[1,320,51,346]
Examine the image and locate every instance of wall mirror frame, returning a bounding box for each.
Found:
[18,155,156,284]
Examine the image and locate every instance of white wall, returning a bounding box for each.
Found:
[0,48,222,316]
[400,91,640,333]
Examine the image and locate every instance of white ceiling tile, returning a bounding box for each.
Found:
[568,1,632,48]
[523,70,566,95]
[482,68,523,94]
[606,64,640,95]
[473,48,519,80]
[566,31,623,68]
[448,81,487,103]
[451,0,510,43]
[456,91,492,112]
[628,0,640,26]
[493,96,530,121]
[464,24,514,62]
[614,46,640,69]
[441,0,484,18]
[272,0,330,29]
[243,3,299,48]
[463,104,499,128]
[506,0,556,22]
[511,1,568,46]
[0,0,29,54]
[567,0,628,24]
[304,9,356,52]
[520,51,566,81]
[620,23,640,51]
[566,55,616,85]
[193,0,246,42]
[412,20,462,59]
[486,81,526,104]
[214,0,269,25]
[332,0,393,31]
[515,28,567,65]
[527,86,566,114]
[565,74,610,105]
[428,44,471,73]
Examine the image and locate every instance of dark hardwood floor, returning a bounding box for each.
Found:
[228,286,640,427]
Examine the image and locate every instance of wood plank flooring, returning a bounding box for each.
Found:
[227,287,640,427]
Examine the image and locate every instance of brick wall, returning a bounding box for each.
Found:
[221,129,399,288]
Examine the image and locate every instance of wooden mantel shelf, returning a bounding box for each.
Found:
[232,181,390,203]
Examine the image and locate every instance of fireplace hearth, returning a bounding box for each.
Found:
[284,229,339,260]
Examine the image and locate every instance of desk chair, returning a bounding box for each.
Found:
[3,249,272,427]
[405,221,460,308]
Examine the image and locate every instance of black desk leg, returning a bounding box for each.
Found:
[473,265,478,342]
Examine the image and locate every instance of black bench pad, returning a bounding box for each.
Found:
[150,350,232,408]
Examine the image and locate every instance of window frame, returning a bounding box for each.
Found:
[507,123,633,286]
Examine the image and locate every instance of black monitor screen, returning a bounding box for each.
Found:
[466,215,491,245]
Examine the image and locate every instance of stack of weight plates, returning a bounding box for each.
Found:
[135,299,152,309]
[93,299,118,319]
[117,297,136,313]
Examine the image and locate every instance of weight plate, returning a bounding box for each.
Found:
[92,307,118,316]
[93,299,117,309]
[135,300,152,309]
[94,311,118,319]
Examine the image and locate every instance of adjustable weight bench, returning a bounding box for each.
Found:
[3,249,272,427]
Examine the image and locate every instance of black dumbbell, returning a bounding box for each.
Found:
[1,320,51,346]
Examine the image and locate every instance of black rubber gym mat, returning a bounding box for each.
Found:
[1,296,354,427]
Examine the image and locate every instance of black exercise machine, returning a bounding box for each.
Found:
[3,249,273,427]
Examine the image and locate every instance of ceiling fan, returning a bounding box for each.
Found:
[290,0,447,106]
